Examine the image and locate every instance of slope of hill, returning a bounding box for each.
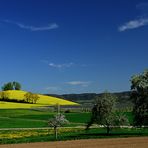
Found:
[0,90,78,108]
[45,91,133,108]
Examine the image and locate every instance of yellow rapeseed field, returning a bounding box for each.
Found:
[0,90,79,108]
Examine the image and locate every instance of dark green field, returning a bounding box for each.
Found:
[0,109,92,128]
[0,109,133,128]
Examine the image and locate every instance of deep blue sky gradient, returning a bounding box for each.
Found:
[0,0,147,94]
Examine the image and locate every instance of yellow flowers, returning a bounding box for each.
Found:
[0,128,81,139]
[0,90,79,108]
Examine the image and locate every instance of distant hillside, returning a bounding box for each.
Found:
[45,91,133,109]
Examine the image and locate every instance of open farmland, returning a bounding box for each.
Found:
[0,137,148,148]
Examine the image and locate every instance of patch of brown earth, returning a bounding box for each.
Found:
[0,137,148,148]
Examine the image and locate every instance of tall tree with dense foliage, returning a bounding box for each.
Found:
[86,91,129,134]
[131,69,148,127]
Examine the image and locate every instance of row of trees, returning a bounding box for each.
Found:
[0,91,39,104]
[24,92,39,104]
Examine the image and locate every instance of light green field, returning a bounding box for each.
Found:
[0,90,78,109]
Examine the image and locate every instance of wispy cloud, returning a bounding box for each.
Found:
[118,18,148,32]
[66,81,91,87]
[3,20,58,31]
[49,62,74,68]
[136,2,148,12]
[45,86,59,91]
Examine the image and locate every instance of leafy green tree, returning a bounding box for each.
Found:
[24,92,39,104]
[31,94,39,104]
[2,81,21,91]
[13,81,21,90]
[24,92,32,103]
[131,69,148,127]
[48,114,69,140]
[2,82,13,91]
[86,91,129,134]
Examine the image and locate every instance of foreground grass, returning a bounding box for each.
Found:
[0,128,148,144]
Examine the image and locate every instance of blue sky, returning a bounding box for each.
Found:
[0,0,147,94]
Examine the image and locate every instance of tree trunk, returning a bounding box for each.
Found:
[54,127,58,140]
[106,126,110,135]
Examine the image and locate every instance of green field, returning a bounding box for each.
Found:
[0,109,133,128]
[0,109,146,145]
[0,109,92,128]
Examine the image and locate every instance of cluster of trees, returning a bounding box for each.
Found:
[0,91,39,104]
[2,81,21,91]
[24,92,39,104]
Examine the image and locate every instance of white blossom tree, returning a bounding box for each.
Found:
[48,114,69,140]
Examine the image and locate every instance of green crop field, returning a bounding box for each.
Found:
[0,109,92,128]
[0,109,133,128]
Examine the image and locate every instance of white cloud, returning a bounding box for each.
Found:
[3,20,58,31]
[119,18,148,32]
[66,81,91,87]
[45,86,59,91]
[49,62,74,68]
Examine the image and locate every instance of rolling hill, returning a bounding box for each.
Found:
[0,90,78,108]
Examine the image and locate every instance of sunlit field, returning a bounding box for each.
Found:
[0,90,78,108]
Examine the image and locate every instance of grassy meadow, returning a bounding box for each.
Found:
[0,109,91,128]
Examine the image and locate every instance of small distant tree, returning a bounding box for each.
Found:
[24,92,32,103]
[24,92,39,104]
[13,81,21,90]
[2,81,21,91]
[31,94,39,104]
[2,82,13,91]
[0,91,10,100]
[48,114,69,140]
[86,91,129,135]
[131,69,148,127]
